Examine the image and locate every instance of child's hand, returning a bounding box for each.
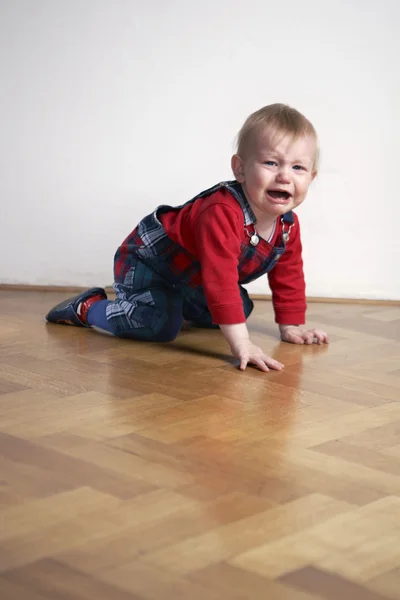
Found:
[231,340,285,372]
[279,325,329,345]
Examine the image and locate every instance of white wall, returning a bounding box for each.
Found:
[1,0,399,299]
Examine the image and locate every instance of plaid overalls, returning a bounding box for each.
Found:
[108,181,294,341]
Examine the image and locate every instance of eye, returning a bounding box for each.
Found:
[264,160,277,166]
[293,165,306,171]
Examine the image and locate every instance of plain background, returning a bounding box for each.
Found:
[1,0,399,299]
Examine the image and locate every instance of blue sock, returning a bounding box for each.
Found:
[86,299,114,333]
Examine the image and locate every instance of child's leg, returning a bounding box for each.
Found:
[85,299,114,334]
[182,285,254,328]
[45,263,184,342]
[46,288,183,342]
[104,286,183,342]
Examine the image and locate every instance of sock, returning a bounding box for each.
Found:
[86,299,114,332]
[76,295,106,325]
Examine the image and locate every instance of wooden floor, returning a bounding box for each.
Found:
[0,290,400,600]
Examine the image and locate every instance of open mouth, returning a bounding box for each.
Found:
[267,190,291,201]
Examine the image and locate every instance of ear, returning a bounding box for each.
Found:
[311,170,318,182]
[231,154,245,182]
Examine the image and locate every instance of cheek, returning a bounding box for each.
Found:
[296,180,311,195]
[251,168,267,186]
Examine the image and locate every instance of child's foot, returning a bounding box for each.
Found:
[45,288,107,327]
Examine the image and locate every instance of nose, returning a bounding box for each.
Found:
[275,166,291,184]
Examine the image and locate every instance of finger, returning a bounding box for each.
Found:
[251,358,270,373]
[263,356,284,370]
[320,331,330,344]
[312,329,329,345]
[239,357,248,371]
[302,333,314,345]
[313,331,325,345]
[286,334,305,345]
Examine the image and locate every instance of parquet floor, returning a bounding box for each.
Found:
[0,290,400,600]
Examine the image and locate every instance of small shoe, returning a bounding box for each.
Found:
[45,287,107,327]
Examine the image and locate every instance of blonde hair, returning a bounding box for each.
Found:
[236,103,319,171]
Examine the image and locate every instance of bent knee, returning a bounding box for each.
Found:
[150,312,182,342]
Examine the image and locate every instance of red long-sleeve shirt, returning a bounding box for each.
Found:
[160,187,306,325]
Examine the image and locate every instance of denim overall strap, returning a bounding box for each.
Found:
[155,180,256,224]
[282,210,294,225]
[200,181,257,226]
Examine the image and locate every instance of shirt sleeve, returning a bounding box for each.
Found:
[267,214,307,325]
[194,203,246,324]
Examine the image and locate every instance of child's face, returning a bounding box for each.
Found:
[232,129,317,221]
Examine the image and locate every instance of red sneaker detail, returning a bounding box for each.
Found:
[78,294,105,324]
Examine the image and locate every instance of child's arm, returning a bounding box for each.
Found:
[193,204,282,371]
[220,323,284,372]
[268,214,329,345]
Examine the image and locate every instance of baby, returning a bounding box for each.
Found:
[46,103,329,371]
